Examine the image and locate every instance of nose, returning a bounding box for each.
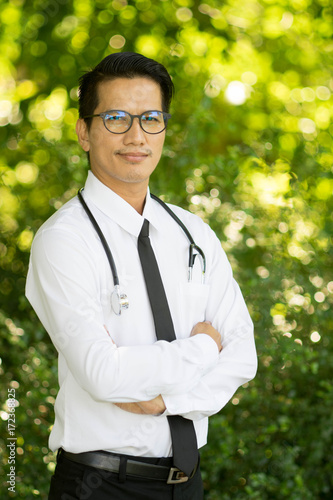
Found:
[123,116,146,145]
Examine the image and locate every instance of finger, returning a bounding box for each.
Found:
[104,324,116,344]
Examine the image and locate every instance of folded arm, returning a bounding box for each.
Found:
[115,321,222,415]
[26,227,220,405]
[127,231,258,419]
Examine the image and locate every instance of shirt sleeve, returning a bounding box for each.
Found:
[26,224,219,404]
[162,228,257,420]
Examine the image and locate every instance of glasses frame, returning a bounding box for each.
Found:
[83,110,172,135]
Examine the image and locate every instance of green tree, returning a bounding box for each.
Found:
[1,0,332,498]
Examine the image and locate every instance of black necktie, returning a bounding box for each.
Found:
[138,219,198,476]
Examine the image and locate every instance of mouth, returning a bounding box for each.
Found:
[117,152,150,163]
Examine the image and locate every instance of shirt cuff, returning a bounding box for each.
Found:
[188,333,220,371]
[162,392,191,417]
[143,334,219,400]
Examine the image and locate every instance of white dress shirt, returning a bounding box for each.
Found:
[26,171,257,457]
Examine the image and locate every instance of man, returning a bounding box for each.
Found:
[26,52,257,500]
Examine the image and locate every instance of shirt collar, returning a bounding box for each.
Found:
[83,171,160,237]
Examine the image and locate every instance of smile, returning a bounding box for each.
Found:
[117,152,150,163]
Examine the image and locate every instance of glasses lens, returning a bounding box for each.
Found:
[141,111,166,133]
[104,111,131,133]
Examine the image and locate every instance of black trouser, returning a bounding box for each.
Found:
[48,450,204,500]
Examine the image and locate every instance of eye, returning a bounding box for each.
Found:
[142,112,163,124]
[105,112,127,122]
[144,116,157,122]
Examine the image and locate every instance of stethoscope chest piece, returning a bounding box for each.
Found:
[111,285,129,316]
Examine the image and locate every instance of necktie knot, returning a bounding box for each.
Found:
[139,219,150,239]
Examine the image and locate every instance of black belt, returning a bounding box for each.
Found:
[61,449,197,485]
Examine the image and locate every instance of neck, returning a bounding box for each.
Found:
[91,170,148,214]
[115,185,148,214]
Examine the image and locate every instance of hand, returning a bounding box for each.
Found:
[114,402,144,414]
[104,325,115,344]
[137,395,166,415]
[191,321,222,352]
[114,395,166,415]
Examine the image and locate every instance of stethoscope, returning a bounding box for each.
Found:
[77,188,206,315]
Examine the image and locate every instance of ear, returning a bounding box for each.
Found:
[76,119,90,152]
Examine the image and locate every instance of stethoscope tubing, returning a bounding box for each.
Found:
[77,188,206,313]
[77,188,120,286]
[150,194,206,275]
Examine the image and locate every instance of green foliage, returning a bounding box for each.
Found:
[1,0,332,498]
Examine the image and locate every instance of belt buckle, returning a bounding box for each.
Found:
[167,467,189,484]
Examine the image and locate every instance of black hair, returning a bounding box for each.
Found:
[78,52,174,129]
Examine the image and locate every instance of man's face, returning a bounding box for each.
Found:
[76,77,166,195]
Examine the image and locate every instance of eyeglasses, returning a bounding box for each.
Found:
[83,110,172,135]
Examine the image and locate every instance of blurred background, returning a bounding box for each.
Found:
[0,0,332,498]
